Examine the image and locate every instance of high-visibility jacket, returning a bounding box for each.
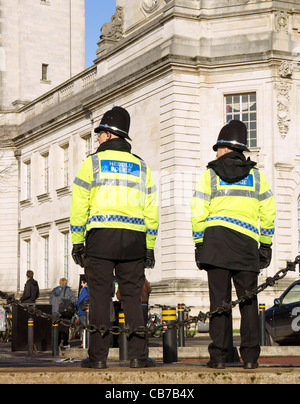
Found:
[70,150,159,250]
[190,168,276,245]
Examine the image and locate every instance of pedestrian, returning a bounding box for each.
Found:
[77,277,89,326]
[70,106,159,369]
[50,278,76,349]
[20,270,39,304]
[190,120,276,370]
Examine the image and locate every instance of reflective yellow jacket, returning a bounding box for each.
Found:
[70,150,159,249]
[190,168,276,245]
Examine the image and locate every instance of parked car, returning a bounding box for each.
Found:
[265,280,300,346]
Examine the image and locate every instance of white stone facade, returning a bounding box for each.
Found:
[0,0,85,110]
[0,1,300,322]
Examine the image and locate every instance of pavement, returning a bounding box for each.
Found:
[1,336,300,385]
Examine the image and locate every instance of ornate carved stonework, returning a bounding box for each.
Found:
[142,0,161,14]
[96,7,124,58]
[275,61,293,138]
[100,7,124,41]
[279,61,293,79]
[275,11,289,33]
[276,81,291,138]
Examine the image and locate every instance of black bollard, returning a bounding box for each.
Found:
[259,304,266,346]
[119,311,128,360]
[177,303,185,347]
[52,322,59,357]
[162,306,178,363]
[28,317,34,355]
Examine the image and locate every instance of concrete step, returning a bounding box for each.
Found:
[62,345,300,360]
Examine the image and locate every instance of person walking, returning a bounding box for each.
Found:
[77,277,89,326]
[20,270,39,304]
[190,120,276,370]
[50,278,76,348]
[70,106,159,369]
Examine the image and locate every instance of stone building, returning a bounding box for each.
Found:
[1,0,300,317]
[0,0,85,291]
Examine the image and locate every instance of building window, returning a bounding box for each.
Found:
[81,134,92,158]
[63,145,69,187]
[42,153,49,194]
[24,160,31,200]
[43,236,49,289]
[26,239,31,272]
[84,135,92,157]
[224,93,257,148]
[63,232,69,280]
[42,64,49,81]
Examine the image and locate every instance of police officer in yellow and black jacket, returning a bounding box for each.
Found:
[70,106,158,369]
[190,120,276,370]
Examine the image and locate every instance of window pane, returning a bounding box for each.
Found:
[282,284,300,305]
[224,93,257,148]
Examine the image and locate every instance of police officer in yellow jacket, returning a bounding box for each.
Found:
[70,106,159,369]
[190,120,276,370]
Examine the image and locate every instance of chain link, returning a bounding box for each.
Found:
[1,256,299,337]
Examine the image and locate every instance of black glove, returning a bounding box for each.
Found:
[144,249,155,269]
[259,243,272,269]
[195,243,204,270]
[72,244,85,268]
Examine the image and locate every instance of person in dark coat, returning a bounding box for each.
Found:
[20,270,39,303]
[50,278,76,348]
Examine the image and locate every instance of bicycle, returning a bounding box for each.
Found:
[0,304,12,343]
[147,305,166,338]
[184,305,197,338]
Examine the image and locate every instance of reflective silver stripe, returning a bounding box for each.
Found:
[140,160,147,194]
[92,178,141,190]
[258,189,273,202]
[146,184,157,195]
[193,190,211,202]
[74,177,92,191]
[210,169,218,198]
[210,169,261,200]
[91,154,100,185]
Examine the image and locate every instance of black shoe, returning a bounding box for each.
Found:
[81,358,107,369]
[130,358,156,368]
[207,361,226,369]
[244,362,259,370]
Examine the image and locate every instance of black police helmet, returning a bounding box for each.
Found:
[94,106,131,140]
[213,120,250,152]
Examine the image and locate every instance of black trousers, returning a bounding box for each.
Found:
[207,268,260,364]
[84,256,148,362]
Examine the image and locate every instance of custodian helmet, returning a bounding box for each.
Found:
[94,106,131,140]
[213,120,250,152]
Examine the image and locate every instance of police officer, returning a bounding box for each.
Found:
[190,120,276,370]
[70,106,159,369]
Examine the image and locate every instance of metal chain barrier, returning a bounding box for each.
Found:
[1,255,299,337]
